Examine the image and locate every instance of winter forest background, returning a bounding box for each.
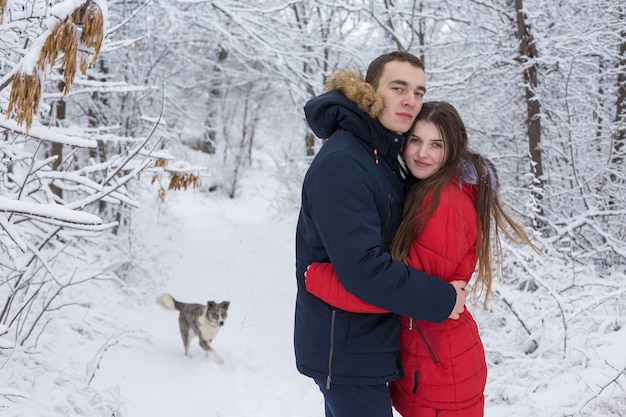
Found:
[1,0,625,416]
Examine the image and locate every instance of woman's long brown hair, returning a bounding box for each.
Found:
[390,102,539,304]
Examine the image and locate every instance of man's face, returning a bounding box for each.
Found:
[371,61,426,133]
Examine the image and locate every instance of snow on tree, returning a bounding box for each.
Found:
[0,0,188,365]
[1,1,625,416]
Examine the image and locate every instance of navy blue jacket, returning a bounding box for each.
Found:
[294,80,457,387]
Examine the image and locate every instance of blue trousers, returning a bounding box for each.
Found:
[314,379,393,417]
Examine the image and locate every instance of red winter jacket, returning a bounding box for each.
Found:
[306,177,487,415]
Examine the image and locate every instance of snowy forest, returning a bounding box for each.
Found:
[1,1,625,416]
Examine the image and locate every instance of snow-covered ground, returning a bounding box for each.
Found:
[90,176,324,416]
[1,158,624,416]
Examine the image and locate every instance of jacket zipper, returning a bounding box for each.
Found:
[326,309,336,389]
[381,194,393,249]
[409,318,440,364]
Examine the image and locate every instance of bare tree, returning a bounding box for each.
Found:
[513,0,543,216]
[0,0,178,357]
[613,8,626,168]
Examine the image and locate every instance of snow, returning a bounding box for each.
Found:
[90,183,323,416]
[0,119,98,148]
[0,195,102,225]
[1,157,625,416]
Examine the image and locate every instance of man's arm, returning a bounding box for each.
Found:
[307,262,467,319]
[448,281,467,320]
[307,152,457,322]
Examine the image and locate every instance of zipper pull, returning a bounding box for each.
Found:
[408,317,413,330]
[373,149,379,164]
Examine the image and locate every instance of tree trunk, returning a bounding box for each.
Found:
[613,13,626,165]
[50,81,65,200]
[514,0,544,218]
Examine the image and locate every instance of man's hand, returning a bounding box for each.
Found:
[448,280,468,320]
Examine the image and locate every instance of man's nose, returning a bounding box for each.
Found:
[403,92,416,107]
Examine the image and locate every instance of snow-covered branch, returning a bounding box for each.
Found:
[0,195,101,226]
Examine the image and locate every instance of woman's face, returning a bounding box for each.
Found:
[403,120,447,180]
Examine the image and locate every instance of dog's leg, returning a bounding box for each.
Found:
[210,349,224,365]
[199,338,224,364]
[178,316,191,356]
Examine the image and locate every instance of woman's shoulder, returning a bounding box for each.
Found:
[419,179,476,238]
[438,177,477,210]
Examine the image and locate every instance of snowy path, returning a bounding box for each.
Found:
[93,190,322,416]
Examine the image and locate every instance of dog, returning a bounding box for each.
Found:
[158,293,230,363]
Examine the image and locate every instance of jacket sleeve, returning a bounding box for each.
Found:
[306,262,389,314]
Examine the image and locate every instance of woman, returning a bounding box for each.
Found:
[305,101,538,417]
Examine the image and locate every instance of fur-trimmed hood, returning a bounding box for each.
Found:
[304,69,402,161]
[324,69,384,119]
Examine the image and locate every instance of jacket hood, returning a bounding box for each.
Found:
[324,69,384,118]
[304,69,394,153]
[457,157,500,196]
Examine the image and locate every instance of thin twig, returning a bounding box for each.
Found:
[579,366,626,412]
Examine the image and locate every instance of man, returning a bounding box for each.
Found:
[294,51,468,417]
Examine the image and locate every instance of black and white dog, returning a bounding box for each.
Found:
[158,293,230,363]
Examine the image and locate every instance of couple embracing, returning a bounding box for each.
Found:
[294,51,537,417]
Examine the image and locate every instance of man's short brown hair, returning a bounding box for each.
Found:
[365,51,425,89]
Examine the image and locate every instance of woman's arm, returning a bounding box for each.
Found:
[306,262,389,314]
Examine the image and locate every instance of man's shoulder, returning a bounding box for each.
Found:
[311,131,369,164]
[321,129,365,149]
[304,136,375,192]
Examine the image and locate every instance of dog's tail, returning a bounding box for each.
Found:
[158,293,179,310]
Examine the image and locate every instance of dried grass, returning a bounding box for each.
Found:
[7,1,106,134]
[149,158,203,201]
[6,72,42,136]
[37,21,77,93]
[72,2,104,64]
[168,172,202,191]
[0,0,7,25]
[157,188,167,203]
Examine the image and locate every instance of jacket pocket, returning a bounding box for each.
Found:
[342,312,400,353]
